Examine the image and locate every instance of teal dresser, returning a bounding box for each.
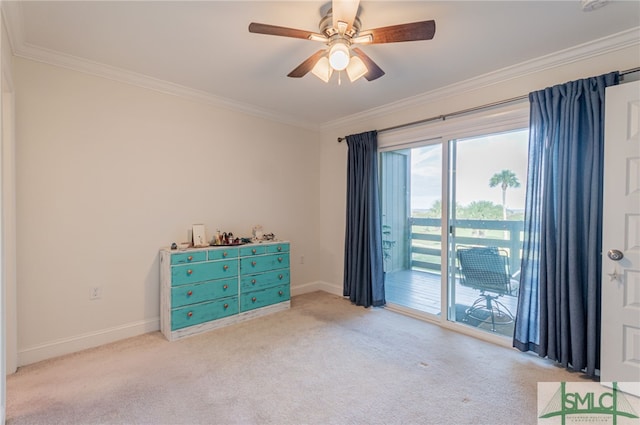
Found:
[160,241,290,341]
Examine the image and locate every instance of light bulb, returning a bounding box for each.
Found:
[329,42,350,71]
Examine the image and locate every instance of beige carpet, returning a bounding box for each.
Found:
[7,291,584,425]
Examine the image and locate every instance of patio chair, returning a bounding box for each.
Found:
[456,246,519,332]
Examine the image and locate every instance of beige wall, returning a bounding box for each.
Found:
[14,58,321,365]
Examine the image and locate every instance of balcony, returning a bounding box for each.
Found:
[384,217,523,337]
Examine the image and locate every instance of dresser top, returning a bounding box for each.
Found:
[160,240,289,253]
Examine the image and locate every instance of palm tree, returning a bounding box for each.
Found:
[489,169,521,220]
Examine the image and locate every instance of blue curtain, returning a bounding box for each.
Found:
[343,130,385,307]
[513,72,619,376]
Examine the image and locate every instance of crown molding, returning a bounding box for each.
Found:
[1,2,319,132]
[1,1,23,55]
[1,9,15,91]
[320,26,640,131]
[14,43,321,131]
[2,0,637,134]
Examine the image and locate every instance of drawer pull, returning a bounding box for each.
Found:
[251,261,257,267]
[277,257,283,262]
[252,249,257,254]
[223,265,229,271]
[277,246,282,252]
[278,290,284,296]
[223,251,228,257]
[223,284,228,290]
[278,274,283,280]
[187,256,193,261]
[252,297,257,302]
[251,279,256,284]
[187,290,193,296]
[223,303,229,309]
[187,269,193,275]
[187,311,193,317]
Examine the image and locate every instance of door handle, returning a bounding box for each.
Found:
[607,249,624,261]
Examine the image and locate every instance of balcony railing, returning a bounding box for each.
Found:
[409,217,524,275]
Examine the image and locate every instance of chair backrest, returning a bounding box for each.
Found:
[456,247,513,295]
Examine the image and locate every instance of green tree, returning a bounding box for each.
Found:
[489,169,521,220]
[459,200,503,220]
[426,200,442,218]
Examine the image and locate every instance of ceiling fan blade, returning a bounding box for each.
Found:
[332,0,360,33]
[287,50,326,78]
[249,22,325,41]
[352,47,385,81]
[361,20,436,44]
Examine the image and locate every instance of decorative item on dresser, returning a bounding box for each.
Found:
[160,241,291,341]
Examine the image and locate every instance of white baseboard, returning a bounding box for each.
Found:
[16,282,343,367]
[291,281,342,297]
[18,318,160,367]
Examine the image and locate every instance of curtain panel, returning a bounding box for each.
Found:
[343,131,385,308]
[513,72,619,376]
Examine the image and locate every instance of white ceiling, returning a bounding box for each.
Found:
[3,1,640,129]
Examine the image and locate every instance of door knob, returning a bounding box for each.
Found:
[607,249,624,261]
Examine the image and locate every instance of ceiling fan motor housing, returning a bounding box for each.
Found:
[319,10,362,41]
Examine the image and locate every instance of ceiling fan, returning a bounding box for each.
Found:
[248,0,436,83]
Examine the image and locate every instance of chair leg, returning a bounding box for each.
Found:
[464,294,514,332]
[487,298,514,332]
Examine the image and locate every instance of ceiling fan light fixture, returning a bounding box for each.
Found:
[329,42,350,71]
[249,0,438,82]
[346,56,368,82]
[311,56,334,83]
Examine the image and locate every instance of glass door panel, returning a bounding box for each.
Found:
[447,129,528,336]
[382,143,442,315]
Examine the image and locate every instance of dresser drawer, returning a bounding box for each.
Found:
[160,241,291,341]
[207,247,239,261]
[171,297,239,330]
[240,253,289,274]
[240,269,290,292]
[171,278,237,308]
[239,245,266,256]
[170,251,206,265]
[266,243,289,254]
[241,284,290,312]
[171,259,238,286]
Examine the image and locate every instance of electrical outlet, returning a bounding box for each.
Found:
[90,286,102,300]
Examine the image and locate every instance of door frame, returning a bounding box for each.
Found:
[379,103,529,345]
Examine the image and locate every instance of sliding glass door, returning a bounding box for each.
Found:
[381,126,528,338]
[381,142,442,315]
[447,129,528,336]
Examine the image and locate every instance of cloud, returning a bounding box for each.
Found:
[390,129,529,210]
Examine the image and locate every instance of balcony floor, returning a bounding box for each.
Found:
[384,269,518,338]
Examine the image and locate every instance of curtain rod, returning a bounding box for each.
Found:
[337,66,640,143]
